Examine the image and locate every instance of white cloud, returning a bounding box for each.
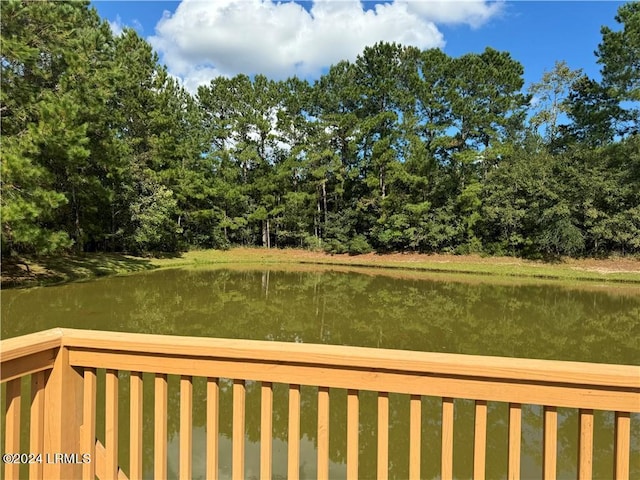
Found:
[178,65,226,94]
[148,0,503,92]
[109,15,145,37]
[400,0,504,29]
[108,15,124,37]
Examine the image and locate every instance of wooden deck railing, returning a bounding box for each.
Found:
[1,328,638,479]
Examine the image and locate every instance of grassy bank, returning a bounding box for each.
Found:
[2,248,640,289]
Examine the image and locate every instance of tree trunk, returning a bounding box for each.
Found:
[316,191,322,241]
[322,180,328,230]
[72,185,83,253]
[262,221,267,247]
[264,218,271,249]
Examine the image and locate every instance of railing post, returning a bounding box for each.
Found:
[43,345,83,479]
[4,379,21,480]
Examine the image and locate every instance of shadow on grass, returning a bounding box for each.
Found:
[1,252,172,289]
[142,251,183,259]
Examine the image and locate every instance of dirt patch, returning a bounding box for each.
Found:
[564,257,640,274]
[220,248,640,273]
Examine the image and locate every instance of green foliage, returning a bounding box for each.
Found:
[528,61,582,144]
[1,0,99,254]
[598,2,640,102]
[536,204,585,257]
[1,130,72,255]
[347,235,373,255]
[128,171,179,252]
[596,2,640,135]
[561,75,625,147]
[2,1,638,259]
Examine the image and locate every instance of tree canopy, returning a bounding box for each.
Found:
[2,0,639,258]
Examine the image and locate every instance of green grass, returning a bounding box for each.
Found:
[149,248,640,283]
[2,248,639,289]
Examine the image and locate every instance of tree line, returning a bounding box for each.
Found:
[2,0,638,258]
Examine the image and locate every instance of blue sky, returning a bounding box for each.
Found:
[91,1,627,92]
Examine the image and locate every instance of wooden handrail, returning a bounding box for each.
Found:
[0,328,62,383]
[2,328,639,480]
[56,328,638,389]
[57,328,639,412]
[1,328,63,362]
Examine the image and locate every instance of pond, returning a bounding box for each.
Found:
[2,266,639,478]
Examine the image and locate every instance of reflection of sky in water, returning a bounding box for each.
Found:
[167,429,345,480]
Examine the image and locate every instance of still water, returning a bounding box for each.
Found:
[2,266,639,478]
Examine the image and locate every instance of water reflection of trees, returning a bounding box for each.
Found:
[4,268,639,366]
[3,268,639,477]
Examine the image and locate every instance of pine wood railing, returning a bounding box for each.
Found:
[1,328,638,479]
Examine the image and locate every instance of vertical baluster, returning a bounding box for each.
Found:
[288,384,301,480]
[578,409,593,479]
[317,386,330,480]
[543,406,557,480]
[508,403,521,480]
[347,389,359,478]
[30,371,46,480]
[105,369,119,480]
[179,376,193,480]
[130,372,143,480]
[232,379,245,480]
[441,397,454,480]
[261,382,273,480]
[473,400,487,480]
[154,373,168,479]
[207,378,219,479]
[4,378,21,480]
[614,411,630,480]
[377,392,389,480]
[409,395,421,479]
[81,369,96,480]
